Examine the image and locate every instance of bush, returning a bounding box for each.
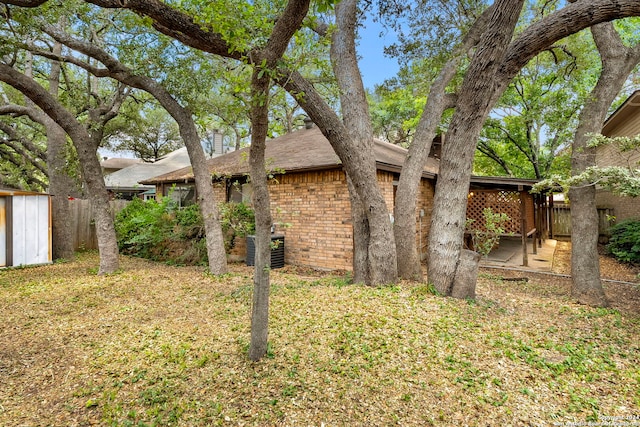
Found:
[465,208,511,257]
[115,197,177,259]
[219,202,255,252]
[607,219,640,264]
[115,199,255,265]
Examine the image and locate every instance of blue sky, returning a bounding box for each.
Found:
[356,16,401,89]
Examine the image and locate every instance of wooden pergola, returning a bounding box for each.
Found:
[466,177,550,267]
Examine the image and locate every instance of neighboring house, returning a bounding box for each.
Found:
[0,187,51,267]
[142,125,543,271]
[100,157,143,175]
[103,147,203,201]
[596,90,640,222]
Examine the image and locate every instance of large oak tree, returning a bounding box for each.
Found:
[5,0,640,300]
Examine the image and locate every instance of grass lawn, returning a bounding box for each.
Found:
[0,251,638,426]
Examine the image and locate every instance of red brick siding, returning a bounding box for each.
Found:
[269,169,353,270]
[267,169,435,270]
[212,182,226,203]
[417,179,435,260]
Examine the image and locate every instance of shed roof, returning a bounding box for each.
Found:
[0,186,49,196]
[141,127,439,184]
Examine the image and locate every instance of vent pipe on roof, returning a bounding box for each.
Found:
[303,117,314,129]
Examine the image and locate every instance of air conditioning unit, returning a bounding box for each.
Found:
[246,234,285,269]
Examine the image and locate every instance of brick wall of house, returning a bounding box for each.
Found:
[268,169,353,270]
[212,182,226,203]
[264,169,436,271]
[417,179,435,260]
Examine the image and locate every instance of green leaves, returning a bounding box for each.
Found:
[465,208,511,257]
[533,134,640,198]
[607,219,640,264]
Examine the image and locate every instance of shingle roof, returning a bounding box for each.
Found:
[141,127,439,184]
[100,157,143,170]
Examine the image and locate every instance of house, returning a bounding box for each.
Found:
[100,157,142,175]
[0,187,51,267]
[596,90,640,222]
[142,126,542,271]
[103,148,196,201]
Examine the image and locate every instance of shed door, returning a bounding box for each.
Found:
[12,195,50,266]
[0,197,6,267]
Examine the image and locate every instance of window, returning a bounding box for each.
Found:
[227,179,252,204]
[164,184,195,207]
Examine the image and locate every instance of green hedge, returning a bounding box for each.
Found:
[606,219,640,264]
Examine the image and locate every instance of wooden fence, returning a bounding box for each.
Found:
[68,199,129,250]
[551,205,614,238]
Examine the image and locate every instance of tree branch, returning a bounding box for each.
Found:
[0,104,47,125]
[0,120,47,162]
[499,0,640,84]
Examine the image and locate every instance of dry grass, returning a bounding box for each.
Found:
[0,251,638,426]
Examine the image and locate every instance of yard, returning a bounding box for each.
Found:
[0,249,638,426]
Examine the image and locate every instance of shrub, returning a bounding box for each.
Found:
[607,219,640,264]
[465,208,511,257]
[175,204,205,240]
[115,199,255,265]
[115,197,177,259]
[219,202,255,252]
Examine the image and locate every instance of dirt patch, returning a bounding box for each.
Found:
[481,240,640,314]
[552,240,640,282]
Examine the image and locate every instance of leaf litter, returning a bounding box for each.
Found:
[0,248,638,426]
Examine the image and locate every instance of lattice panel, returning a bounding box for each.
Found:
[466,190,534,234]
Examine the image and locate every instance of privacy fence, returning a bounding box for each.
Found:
[68,199,129,250]
[550,205,614,238]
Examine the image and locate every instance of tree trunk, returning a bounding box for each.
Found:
[569,22,640,307]
[451,249,481,300]
[346,173,369,284]
[46,121,75,260]
[328,0,397,285]
[394,5,494,281]
[45,38,75,261]
[247,70,273,362]
[0,63,120,274]
[166,101,227,275]
[428,0,525,296]
[245,0,310,360]
[569,185,607,306]
[393,62,458,281]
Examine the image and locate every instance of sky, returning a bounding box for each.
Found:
[356,16,402,89]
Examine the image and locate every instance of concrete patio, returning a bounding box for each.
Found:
[480,236,557,272]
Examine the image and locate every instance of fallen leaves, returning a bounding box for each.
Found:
[0,250,638,426]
